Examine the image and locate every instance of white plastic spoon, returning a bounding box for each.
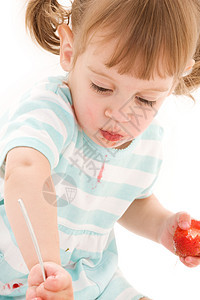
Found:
[18,198,46,281]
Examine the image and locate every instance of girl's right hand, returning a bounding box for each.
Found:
[26,262,74,300]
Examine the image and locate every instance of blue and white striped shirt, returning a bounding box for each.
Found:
[0,75,164,299]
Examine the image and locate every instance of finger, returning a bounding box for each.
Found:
[28,264,45,287]
[42,262,72,291]
[180,256,200,268]
[26,286,37,300]
[44,272,73,292]
[185,256,200,267]
[177,212,191,230]
[28,262,67,287]
[43,262,68,277]
[36,282,74,300]
[26,286,42,300]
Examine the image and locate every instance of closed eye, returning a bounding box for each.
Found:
[135,96,156,107]
[90,82,113,94]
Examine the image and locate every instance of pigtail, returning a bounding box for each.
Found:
[25,0,71,55]
[185,40,200,91]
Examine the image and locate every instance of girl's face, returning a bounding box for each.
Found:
[68,40,174,149]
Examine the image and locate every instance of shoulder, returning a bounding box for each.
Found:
[26,75,73,109]
[10,75,75,126]
[0,76,76,170]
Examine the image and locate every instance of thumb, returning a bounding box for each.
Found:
[28,264,45,287]
[42,262,72,292]
[177,211,191,230]
[44,272,72,292]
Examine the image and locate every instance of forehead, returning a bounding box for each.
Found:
[82,38,175,90]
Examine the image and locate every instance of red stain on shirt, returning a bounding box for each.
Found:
[91,155,107,190]
[97,155,107,183]
[3,282,23,290]
[3,283,11,290]
[12,283,23,289]
[97,163,105,183]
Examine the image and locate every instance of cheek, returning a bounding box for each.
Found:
[75,95,99,126]
[126,103,159,138]
[85,105,96,123]
[133,103,157,123]
[139,99,165,128]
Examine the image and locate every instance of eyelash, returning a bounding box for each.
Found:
[90,82,112,93]
[135,96,155,107]
[90,82,156,107]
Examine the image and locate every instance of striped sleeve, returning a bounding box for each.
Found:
[0,79,75,171]
[136,175,159,199]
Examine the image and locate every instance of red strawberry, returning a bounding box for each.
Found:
[173,219,200,257]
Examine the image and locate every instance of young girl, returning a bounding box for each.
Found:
[1,0,200,299]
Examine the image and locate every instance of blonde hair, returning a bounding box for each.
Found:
[25,0,200,98]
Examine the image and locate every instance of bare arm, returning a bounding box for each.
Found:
[4,146,61,270]
[118,194,200,269]
[118,193,173,243]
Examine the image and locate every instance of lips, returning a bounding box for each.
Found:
[100,129,123,141]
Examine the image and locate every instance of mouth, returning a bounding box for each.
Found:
[100,129,124,141]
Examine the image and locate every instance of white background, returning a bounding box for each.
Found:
[1,1,200,299]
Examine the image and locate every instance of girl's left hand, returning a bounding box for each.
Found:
[158,211,200,268]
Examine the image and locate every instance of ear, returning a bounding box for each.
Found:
[182,58,195,77]
[57,24,74,71]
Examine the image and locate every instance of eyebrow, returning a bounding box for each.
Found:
[87,65,114,81]
[87,65,169,92]
[141,87,169,92]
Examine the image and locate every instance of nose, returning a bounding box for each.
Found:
[105,108,131,123]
